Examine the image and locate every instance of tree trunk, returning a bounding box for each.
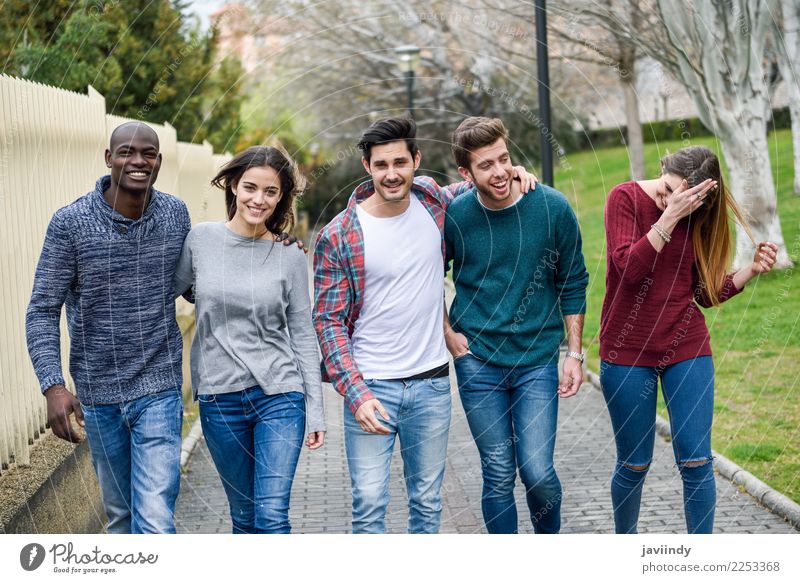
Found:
[719,117,793,270]
[619,51,646,180]
[651,0,792,269]
[790,102,800,196]
[778,0,800,195]
[621,75,646,180]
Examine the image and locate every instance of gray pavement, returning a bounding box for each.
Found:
[174,373,798,534]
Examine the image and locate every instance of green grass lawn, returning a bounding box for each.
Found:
[556,129,800,503]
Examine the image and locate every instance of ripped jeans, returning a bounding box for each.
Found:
[600,356,715,534]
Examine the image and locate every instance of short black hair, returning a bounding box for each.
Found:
[357,117,418,163]
[109,121,159,151]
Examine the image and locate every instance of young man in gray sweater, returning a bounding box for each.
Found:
[26,122,190,534]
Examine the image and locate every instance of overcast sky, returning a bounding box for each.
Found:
[188,0,227,30]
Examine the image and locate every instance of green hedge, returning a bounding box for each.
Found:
[576,106,792,150]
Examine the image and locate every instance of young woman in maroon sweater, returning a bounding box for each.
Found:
[600,146,778,533]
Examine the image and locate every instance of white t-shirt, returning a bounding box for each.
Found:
[352,195,448,378]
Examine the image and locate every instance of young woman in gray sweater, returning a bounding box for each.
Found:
[174,146,325,534]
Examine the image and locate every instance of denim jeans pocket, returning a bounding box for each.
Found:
[428,376,452,392]
[197,393,217,404]
[454,352,484,372]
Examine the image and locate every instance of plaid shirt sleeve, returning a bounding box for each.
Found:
[312,230,375,414]
[440,180,474,205]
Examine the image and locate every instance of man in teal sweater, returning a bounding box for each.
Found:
[444,117,589,534]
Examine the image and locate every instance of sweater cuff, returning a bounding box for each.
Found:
[306,420,327,434]
[560,297,587,316]
[719,274,745,303]
[39,374,66,394]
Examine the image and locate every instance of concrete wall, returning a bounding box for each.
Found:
[0,436,104,534]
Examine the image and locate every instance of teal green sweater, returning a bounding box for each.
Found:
[444,184,588,367]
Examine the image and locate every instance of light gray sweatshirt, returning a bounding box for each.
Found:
[174,221,324,433]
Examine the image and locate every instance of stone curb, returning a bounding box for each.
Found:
[180,417,204,469]
[585,369,800,530]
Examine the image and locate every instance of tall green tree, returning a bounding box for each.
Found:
[0,0,77,73]
[5,0,243,150]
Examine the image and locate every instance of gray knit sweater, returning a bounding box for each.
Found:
[26,176,191,404]
[174,222,325,434]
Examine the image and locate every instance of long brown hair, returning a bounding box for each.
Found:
[661,146,753,306]
[211,145,305,235]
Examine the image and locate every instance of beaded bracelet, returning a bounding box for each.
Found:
[651,223,672,243]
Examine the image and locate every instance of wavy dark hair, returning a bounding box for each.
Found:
[211,145,304,235]
[357,116,418,163]
[661,146,753,306]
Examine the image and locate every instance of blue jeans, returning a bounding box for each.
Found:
[600,356,716,534]
[81,390,183,534]
[344,376,451,534]
[199,387,305,534]
[454,354,561,534]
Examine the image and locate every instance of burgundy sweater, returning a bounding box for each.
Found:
[599,181,743,367]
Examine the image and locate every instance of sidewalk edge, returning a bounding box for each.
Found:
[585,369,800,530]
[180,417,204,469]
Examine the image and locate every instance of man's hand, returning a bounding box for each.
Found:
[306,431,325,450]
[445,329,470,359]
[354,398,391,434]
[277,231,306,253]
[512,166,538,193]
[45,385,84,443]
[558,356,583,398]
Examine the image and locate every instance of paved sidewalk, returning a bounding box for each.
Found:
[175,373,797,534]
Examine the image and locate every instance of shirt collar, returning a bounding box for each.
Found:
[344,176,438,225]
[92,175,162,223]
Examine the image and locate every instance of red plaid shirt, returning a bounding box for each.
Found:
[312,176,470,413]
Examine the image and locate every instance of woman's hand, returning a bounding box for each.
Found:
[306,431,325,449]
[751,242,778,275]
[662,178,717,223]
[732,241,779,289]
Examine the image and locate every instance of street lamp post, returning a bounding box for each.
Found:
[395,45,420,118]
[535,0,554,186]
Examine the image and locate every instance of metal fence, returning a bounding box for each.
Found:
[0,75,231,471]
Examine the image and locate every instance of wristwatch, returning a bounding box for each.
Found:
[566,351,585,363]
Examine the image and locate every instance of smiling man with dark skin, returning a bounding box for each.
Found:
[103,122,163,219]
[26,121,191,534]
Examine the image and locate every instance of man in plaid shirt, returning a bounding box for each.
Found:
[313,117,535,533]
